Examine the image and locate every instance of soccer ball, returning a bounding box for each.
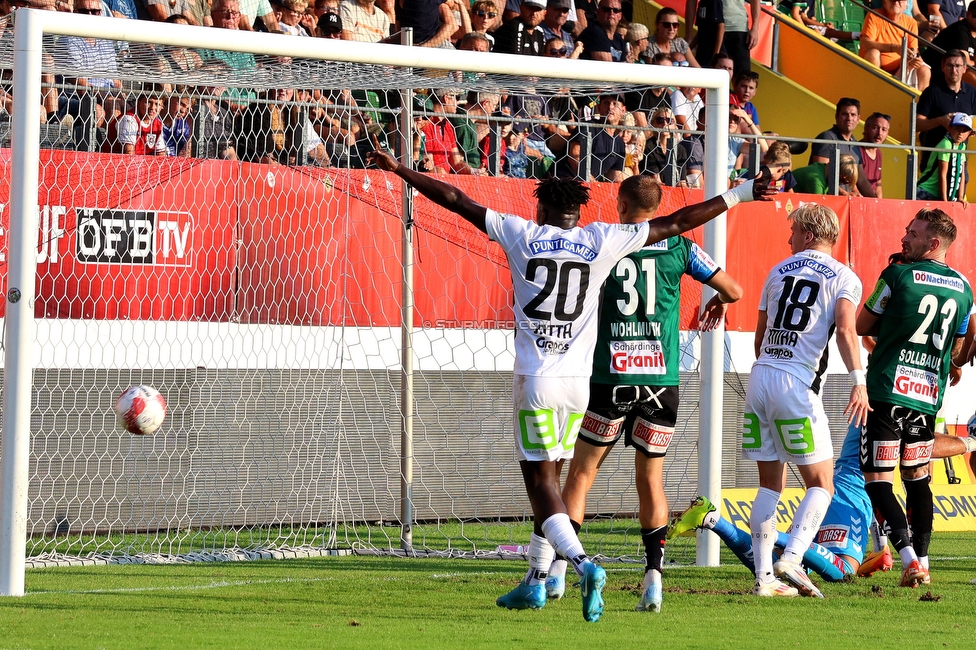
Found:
[115,385,167,435]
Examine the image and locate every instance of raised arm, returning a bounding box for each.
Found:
[643,175,776,246]
[835,297,871,426]
[370,149,489,233]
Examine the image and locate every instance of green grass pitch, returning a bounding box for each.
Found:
[1,533,973,649]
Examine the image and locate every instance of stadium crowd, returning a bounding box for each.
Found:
[2,0,973,198]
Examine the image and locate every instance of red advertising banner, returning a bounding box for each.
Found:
[0,153,972,332]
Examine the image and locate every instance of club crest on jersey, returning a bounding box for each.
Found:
[891,365,939,406]
[777,258,836,278]
[816,525,849,547]
[528,238,596,261]
[610,340,666,374]
[911,270,965,293]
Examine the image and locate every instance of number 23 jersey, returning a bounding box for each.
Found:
[485,209,649,377]
[863,260,973,413]
[755,250,862,391]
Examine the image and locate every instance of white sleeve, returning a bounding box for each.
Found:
[837,269,863,307]
[484,208,525,247]
[117,115,139,146]
[592,221,649,260]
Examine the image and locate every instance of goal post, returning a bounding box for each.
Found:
[0,9,731,596]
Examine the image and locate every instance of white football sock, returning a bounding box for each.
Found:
[643,568,661,590]
[782,486,831,563]
[898,546,918,567]
[919,555,929,570]
[548,559,567,579]
[522,533,555,586]
[541,513,588,577]
[750,487,781,584]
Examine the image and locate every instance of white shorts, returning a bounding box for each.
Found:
[741,364,834,465]
[512,374,588,462]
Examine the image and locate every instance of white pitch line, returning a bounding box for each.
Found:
[27,576,336,596]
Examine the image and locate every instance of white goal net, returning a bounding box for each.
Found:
[0,9,735,595]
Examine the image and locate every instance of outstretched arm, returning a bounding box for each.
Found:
[643,175,776,246]
[370,149,489,233]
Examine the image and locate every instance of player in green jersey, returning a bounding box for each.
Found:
[856,208,974,587]
[544,175,744,613]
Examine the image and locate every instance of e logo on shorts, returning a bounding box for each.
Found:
[520,409,557,450]
[775,417,815,455]
[742,413,761,450]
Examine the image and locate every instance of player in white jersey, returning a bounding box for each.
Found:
[369,149,774,621]
[743,203,870,598]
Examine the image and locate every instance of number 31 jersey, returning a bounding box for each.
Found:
[485,209,649,378]
[755,250,862,392]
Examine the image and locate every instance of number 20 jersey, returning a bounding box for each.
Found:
[863,260,973,414]
[485,209,650,378]
[755,250,862,392]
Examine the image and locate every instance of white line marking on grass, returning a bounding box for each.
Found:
[27,576,336,596]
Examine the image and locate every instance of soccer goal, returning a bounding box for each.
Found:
[0,9,732,596]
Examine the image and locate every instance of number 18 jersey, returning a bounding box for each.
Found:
[755,250,862,392]
[485,209,650,378]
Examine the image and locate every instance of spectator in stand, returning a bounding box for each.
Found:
[186,0,212,25]
[159,15,206,72]
[340,0,390,41]
[860,0,930,90]
[686,0,724,66]
[135,0,195,22]
[711,51,735,77]
[162,92,192,156]
[104,0,139,19]
[493,0,546,55]
[917,49,976,165]
[102,84,169,156]
[55,0,122,150]
[794,153,860,194]
[543,35,581,60]
[541,0,579,53]
[198,0,258,114]
[626,51,673,127]
[578,0,625,61]
[504,87,565,164]
[681,105,705,186]
[446,0,472,45]
[917,111,972,202]
[672,84,704,132]
[239,0,281,31]
[318,7,342,36]
[758,140,796,192]
[278,0,312,35]
[778,0,861,42]
[928,0,967,33]
[236,87,291,163]
[469,0,501,49]
[642,107,690,185]
[644,7,700,67]
[859,111,890,197]
[561,92,626,181]
[730,104,767,175]
[459,90,500,169]
[399,0,457,48]
[809,97,877,197]
[731,70,760,128]
[922,2,976,86]
[458,30,492,51]
[624,22,649,62]
[722,0,761,76]
[501,126,532,178]
[197,86,238,160]
[618,111,644,177]
[423,88,479,174]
